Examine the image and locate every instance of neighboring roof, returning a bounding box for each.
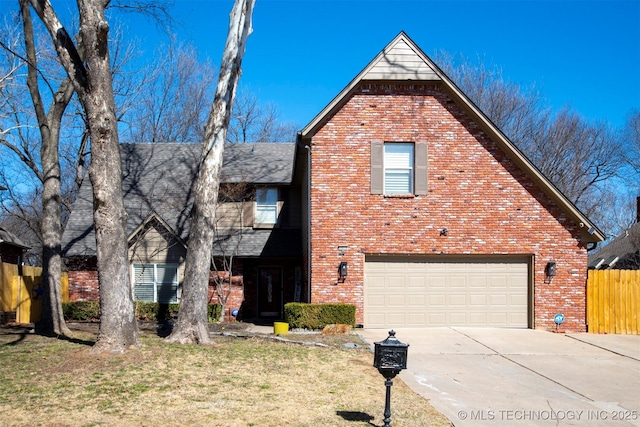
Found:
[0,227,30,249]
[298,31,605,244]
[588,223,640,269]
[62,142,296,257]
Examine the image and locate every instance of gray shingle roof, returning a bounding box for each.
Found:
[0,227,30,249]
[62,142,297,257]
[213,228,302,258]
[588,223,640,269]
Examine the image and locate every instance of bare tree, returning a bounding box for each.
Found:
[527,109,621,216]
[120,42,217,143]
[166,0,255,345]
[27,0,138,352]
[622,109,640,176]
[437,52,624,235]
[15,1,75,336]
[228,91,297,142]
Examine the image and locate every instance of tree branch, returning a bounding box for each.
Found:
[27,0,88,93]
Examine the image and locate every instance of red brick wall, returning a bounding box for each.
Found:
[67,256,247,321]
[67,257,100,301]
[207,259,245,321]
[68,270,100,301]
[308,82,588,331]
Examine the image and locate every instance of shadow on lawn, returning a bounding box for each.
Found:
[336,410,376,425]
[0,326,29,346]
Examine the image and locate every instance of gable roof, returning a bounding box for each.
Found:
[298,31,605,243]
[62,142,296,257]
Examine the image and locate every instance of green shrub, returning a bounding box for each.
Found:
[134,302,180,322]
[62,302,222,323]
[207,304,222,322]
[62,301,100,321]
[284,303,355,329]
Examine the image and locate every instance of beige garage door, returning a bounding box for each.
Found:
[364,257,530,328]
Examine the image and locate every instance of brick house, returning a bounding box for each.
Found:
[62,143,303,321]
[297,32,603,332]
[61,32,604,331]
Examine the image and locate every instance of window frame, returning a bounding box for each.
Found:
[383,142,414,195]
[132,263,179,304]
[254,187,279,228]
[371,141,428,196]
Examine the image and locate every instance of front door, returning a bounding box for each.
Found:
[258,267,282,318]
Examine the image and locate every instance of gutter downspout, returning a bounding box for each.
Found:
[296,132,312,303]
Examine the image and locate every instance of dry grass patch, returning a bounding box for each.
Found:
[0,325,450,427]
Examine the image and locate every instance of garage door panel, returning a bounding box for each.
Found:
[387,294,405,307]
[429,294,446,306]
[469,294,487,306]
[366,294,385,307]
[408,276,427,288]
[428,276,446,288]
[469,313,490,325]
[407,295,426,307]
[387,313,406,325]
[489,294,507,305]
[407,313,426,325]
[428,313,447,325]
[365,258,529,328]
[449,294,467,306]
[449,276,467,288]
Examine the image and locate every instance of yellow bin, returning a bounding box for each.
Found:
[273,322,289,335]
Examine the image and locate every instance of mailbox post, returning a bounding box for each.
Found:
[373,330,409,427]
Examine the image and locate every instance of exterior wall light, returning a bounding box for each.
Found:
[546,262,557,277]
[338,261,348,282]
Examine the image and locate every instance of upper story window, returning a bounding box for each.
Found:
[384,143,414,195]
[255,188,279,226]
[371,141,428,196]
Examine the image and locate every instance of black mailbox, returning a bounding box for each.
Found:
[373,330,409,427]
[374,330,409,378]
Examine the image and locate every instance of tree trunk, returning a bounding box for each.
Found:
[20,0,72,337]
[28,0,139,352]
[166,0,254,345]
[78,0,139,353]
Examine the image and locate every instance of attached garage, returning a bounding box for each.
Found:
[364,256,531,328]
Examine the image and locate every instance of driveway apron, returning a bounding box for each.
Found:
[359,328,640,426]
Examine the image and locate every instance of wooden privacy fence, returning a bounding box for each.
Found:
[587,269,640,334]
[0,260,69,324]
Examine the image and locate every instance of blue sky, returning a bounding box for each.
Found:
[3,0,639,128]
[121,0,639,130]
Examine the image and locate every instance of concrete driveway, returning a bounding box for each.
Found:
[359,328,640,426]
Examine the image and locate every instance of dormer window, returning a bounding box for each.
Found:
[255,188,279,227]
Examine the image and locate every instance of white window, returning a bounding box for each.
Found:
[132,264,178,303]
[255,188,278,225]
[384,143,414,195]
